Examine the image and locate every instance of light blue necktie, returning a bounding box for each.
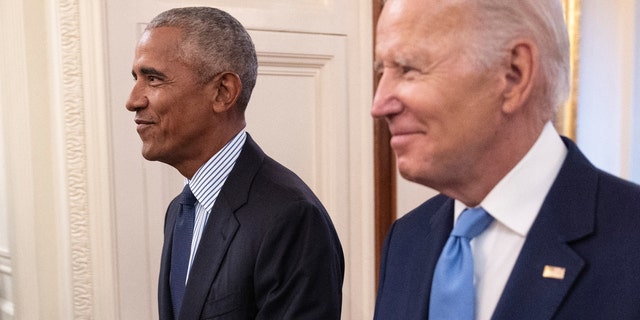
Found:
[429,207,494,320]
[170,184,196,318]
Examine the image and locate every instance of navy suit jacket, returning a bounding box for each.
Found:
[374,137,640,319]
[158,135,344,320]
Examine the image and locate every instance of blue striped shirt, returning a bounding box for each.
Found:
[185,129,246,280]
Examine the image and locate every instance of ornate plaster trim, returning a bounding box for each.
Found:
[56,0,93,317]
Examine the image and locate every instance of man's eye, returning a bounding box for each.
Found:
[401,66,415,74]
[148,76,158,82]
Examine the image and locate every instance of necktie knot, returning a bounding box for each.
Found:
[179,184,197,206]
[451,207,493,239]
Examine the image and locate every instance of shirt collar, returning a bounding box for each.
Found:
[455,122,568,236]
[187,129,247,212]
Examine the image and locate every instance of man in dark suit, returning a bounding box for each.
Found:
[126,7,344,320]
[372,0,640,319]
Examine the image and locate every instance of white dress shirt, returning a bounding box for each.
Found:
[453,122,568,320]
[185,129,246,281]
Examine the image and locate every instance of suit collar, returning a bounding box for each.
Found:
[188,130,246,212]
[491,137,598,319]
[428,197,455,237]
[212,134,264,212]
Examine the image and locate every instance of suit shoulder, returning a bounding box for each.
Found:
[395,194,450,225]
[251,156,321,204]
[384,194,451,241]
[597,168,640,197]
[594,169,640,215]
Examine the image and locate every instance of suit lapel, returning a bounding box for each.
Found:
[424,198,455,292]
[492,138,598,320]
[179,197,240,319]
[377,196,453,319]
[177,135,265,319]
[405,196,454,318]
[159,199,180,320]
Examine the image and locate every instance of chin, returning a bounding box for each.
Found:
[397,163,421,183]
[140,146,159,162]
[141,153,157,162]
[397,159,436,187]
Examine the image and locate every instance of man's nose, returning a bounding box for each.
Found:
[126,82,148,112]
[371,72,401,118]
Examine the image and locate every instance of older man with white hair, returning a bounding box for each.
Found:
[372,0,640,319]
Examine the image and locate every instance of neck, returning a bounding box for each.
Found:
[174,124,245,179]
[444,117,545,207]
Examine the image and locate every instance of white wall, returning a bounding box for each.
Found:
[578,0,639,183]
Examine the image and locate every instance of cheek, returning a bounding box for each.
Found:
[399,79,451,116]
[155,92,196,124]
[398,81,429,101]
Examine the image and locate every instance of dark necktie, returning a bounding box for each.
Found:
[429,207,494,320]
[170,184,196,318]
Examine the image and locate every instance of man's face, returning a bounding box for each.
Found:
[372,0,507,192]
[126,27,218,169]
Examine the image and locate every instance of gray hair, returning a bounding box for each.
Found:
[146,7,258,111]
[466,0,570,119]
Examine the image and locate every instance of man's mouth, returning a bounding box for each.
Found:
[134,118,154,132]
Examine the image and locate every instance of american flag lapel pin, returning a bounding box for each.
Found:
[542,265,566,280]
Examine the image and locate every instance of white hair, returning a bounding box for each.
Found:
[381,0,570,117]
[465,0,570,117]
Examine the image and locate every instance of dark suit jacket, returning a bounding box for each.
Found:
[158,135,344,320]
[374,137,640,319]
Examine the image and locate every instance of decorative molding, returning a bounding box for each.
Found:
[258,52,332,69]
[0,301,14,319]
[255,53,329,194]
[56,0,94,318]
[0,248,10,276]
[0,264,10,276]
[250,31,344,207]
[0,249,13,320]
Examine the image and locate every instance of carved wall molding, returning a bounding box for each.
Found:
[55,0,94,317]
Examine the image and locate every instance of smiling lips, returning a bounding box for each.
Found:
[389,130,422,149]
[134,118,154,133]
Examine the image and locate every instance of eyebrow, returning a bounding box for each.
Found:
[373,56,407,72]
[132,66,167,79]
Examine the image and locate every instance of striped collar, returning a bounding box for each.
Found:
[187,130,247,212]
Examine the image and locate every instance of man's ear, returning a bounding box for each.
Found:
[502,40,537,114]
[211,72,242,113]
